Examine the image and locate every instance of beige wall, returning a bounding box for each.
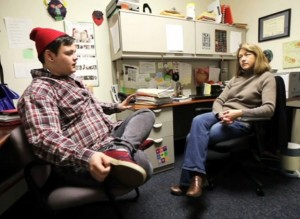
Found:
[0,0,113,102]
[223,0,300,144]
[1,0,299,100]
[0,0,210,103]
[222,0,300,72]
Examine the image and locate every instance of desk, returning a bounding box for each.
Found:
[133,99,215,140]
[0,125,19,147]
[133,98,216,110]
[0,124,27,215]
[287,97,300,108]
[287,97,300,144]
[0,125,22,181]
[118,99,215,173]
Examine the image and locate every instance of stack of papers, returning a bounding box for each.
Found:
[196,11,216,22]
[172,95,192,102]
[136,88,174,98]
[0,109,21,126]
[135,88,174,105]
[135,96,173,105]
[233,23,248,29]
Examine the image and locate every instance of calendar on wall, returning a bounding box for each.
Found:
[64,21,99,86]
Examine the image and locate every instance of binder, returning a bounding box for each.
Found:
[221,5,234,24]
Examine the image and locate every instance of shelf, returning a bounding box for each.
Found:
[108,10,246,61]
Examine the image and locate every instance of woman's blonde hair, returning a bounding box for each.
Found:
[235,43,271,77]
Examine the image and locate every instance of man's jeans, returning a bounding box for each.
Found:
[112,108,155,151]
[112,108,155,180]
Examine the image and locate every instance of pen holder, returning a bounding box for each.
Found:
[196,84,205,95]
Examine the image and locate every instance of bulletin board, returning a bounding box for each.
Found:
[283,40,300,69]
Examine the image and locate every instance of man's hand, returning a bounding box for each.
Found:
[88,152,112,182]
[118,94,135,111]
[220,109,243,125]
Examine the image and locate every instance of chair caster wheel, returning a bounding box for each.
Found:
[256,188,265,196]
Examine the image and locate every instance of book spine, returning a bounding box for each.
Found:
[221,4,226,24]
[224,5,233,24]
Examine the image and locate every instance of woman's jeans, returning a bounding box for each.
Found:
[179,112,252,186]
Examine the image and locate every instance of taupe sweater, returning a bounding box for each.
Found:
[213,71,276,117]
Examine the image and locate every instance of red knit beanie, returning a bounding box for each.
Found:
[30,27,67,56]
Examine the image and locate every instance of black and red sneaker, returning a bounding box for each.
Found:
[139,139,154,151]
[104,150,146,187]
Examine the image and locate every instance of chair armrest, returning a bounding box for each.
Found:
[239,117,271,122]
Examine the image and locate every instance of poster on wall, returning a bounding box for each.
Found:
[64,21,99,86]
[283,40,300,69]
[202,33,211,50]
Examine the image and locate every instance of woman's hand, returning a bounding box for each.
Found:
[220,109,243,125]
[118,94,136,111]
[88,152,112,182]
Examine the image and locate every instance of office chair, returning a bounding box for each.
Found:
[8,125,145,219]
[206,76,288,196]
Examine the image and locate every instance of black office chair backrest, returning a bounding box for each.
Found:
[264,76,288,154]
[9,125,51,188]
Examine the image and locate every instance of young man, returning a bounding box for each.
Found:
[17,27,155,188]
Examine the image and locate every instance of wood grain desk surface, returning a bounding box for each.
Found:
[133,98,215,110]
[287,97,300,108]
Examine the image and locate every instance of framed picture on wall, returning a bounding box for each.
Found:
[258,9,291,42]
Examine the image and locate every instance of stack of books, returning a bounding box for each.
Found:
[0,109,21,126]
[135,88,174,105]
[196,11,216,22]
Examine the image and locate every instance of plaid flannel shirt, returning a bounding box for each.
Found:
[17,68,122,171]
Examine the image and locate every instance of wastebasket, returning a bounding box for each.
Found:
[281,142,300,178]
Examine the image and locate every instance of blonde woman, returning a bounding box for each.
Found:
[170,43,276,198]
